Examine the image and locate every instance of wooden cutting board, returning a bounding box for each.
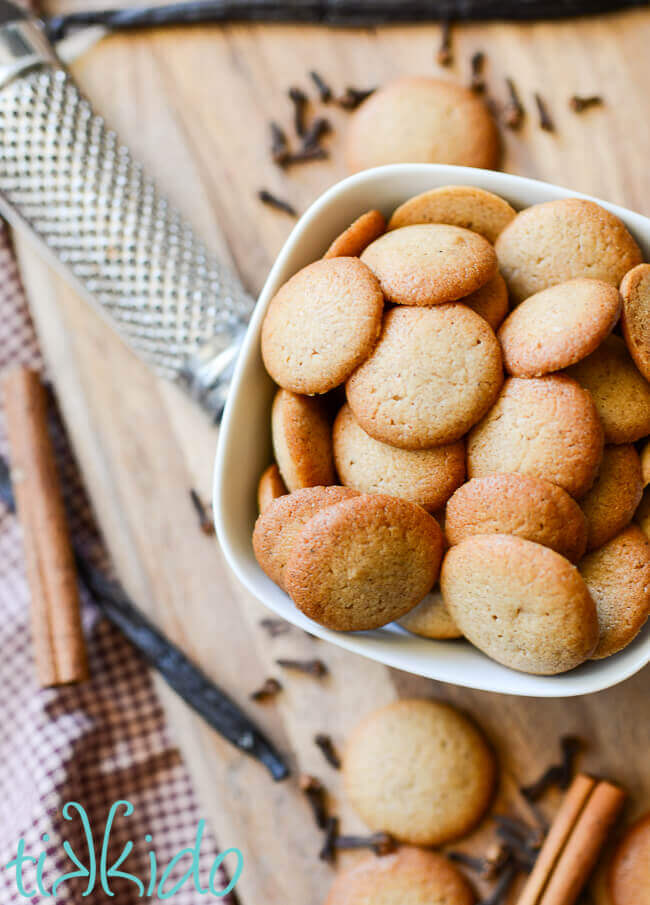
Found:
[13,5,650,902]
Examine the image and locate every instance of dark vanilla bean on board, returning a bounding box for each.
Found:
[2,367,89,687]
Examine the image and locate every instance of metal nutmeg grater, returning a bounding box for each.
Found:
[0,0,255,419]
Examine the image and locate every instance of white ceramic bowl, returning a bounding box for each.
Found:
[215,164,650,697]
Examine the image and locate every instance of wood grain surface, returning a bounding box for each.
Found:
[11,5,650,902]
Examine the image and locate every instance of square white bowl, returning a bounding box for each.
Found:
[214,164,650,697]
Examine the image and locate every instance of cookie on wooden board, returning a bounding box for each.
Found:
[456,272,509,331]
[261,257,384,395]
[620,262,650,381]
[446,473,588,562]
[498,278,622,377]
[257,463,287,513]
[345,76,500,173]
[285,494,444,631]
[578,524,650,659]
[567,335,650,444]
[360,223,497,307]
[467,375,604,499]
[343,699,495,846]
[323,209,387,259]
[271,389,335,491]
[324,847,476,905]
[579,445,643,552]
[252,486,358,590]
[608,813,650,905]
[333,403,465,511]
[441,535,599,674]
[347,306,503,449]
[398,588,463,639]
[495,198,643,304]
[389,184,516,243]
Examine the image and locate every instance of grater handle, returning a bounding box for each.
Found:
[0,10,254,419]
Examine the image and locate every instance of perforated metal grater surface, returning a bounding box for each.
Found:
[0,5,254,418]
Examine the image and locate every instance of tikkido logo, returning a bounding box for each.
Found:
[3,800,243,899]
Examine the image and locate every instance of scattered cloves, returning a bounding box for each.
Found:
[569,94,604,113]
[299,774,329,829]
[301,117,332,150]
[521,735,583,801]
[470,51,486,93]
[250,677,282,702]
[503,77,525,129]
[337,86,376,110]
[437,19,453,66]
[259,617,291,637]
[314,733,341,769]
[535,92,555,131]
[288,85,309,137]
[257,189,298,217]
[188,488,214,535]
[276,658,328,677]
[310,70,333,103]
[319,816,340,863]
[334,832,396,856]
[270,121,290,165]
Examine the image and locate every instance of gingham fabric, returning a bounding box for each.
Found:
[0,215,235,903]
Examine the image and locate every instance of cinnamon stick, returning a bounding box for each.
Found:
[2,368,88,686]
[516,774,625,905]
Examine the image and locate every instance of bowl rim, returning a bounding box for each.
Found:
[214,163,650,698]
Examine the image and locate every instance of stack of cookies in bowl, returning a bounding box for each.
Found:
[252,185,650,677]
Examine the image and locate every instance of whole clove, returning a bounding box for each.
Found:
[337,86,376,110]
[301,117,332,150]
[288,85,309,137]
[310,70,333,103]
[270,121,290,165]
[282,146,330,166]
[250,677,282,701]
[493,816,540,870]
[259,617,291,637]
[334,832,396,856]
[521,735,583,801]
[314,733,341,769]
[448,844,510,880]
[319,816,340,863]
[535,92,555,131]
[503,77,525,129]
[478,862,519,905]
[257,189,297,217]
[437,19,453,66]
[189,488,214,535]
[276,657,328,677]
[299,774,329,829]
[470,50,486,92]
[569,94,604,113]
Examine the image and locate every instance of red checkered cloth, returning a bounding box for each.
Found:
[0,217,235,903]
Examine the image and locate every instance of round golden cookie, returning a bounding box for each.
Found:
[567,335,650,444]
[498,279,622,377]
[446,473,588,562]
[621,263,650,382]
[495,198,643,304]
[343,699,495,846]
[261,257,384,395]
[389,184,516,243]
[398,588,463,639]
[252,486,358,590]
[333,403,465,511]
[271,389,335,491]
[578,524,650,659]
[345,76,499,172]
[324,847,475,905]
[285,494,444,631]
[456,272,509,331]
[347,306,503,449]
[467,375,604,499]
[609,813,650,905]
[360,223,497,307]
[579,445,643,552]
[441,535,599,674]
[257,463,287,513]
[323,209,387,259]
